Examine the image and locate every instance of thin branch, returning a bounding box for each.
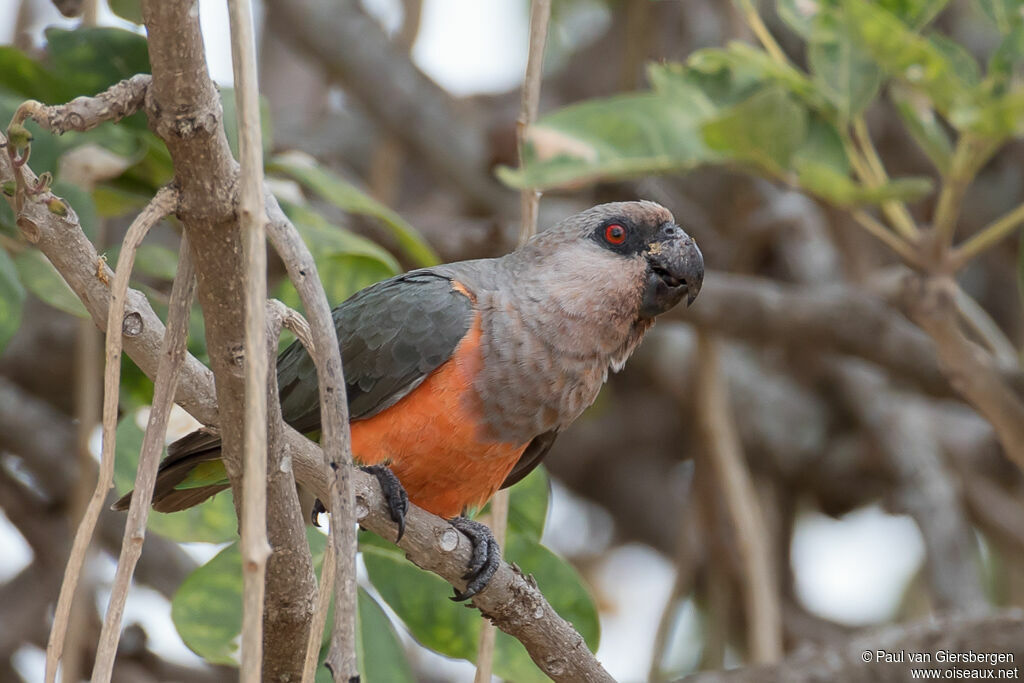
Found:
[952,283,1018,366]
[91,237,195,682]
[949,199,1024,269]
[302,535,336,683]
[851,116,920,241]
[902,275,1024,473]
[477,2,551,679]
[515,0,551,246]
[850,210,924,268]
[930,134,996,263]
[12,75,151,135]
[694,333,782,663]
[43,186,178,683]
[261,300,318,682]
[227,0,272,679]
[735,0,789,66]
[264,198,358,681]
[829,359,985,610]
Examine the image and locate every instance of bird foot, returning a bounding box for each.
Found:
[361,464,409,542]
[448,517,501,601]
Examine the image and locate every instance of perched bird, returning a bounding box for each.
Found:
[115,200,703,597]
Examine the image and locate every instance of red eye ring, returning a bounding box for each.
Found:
[605,224,626,245]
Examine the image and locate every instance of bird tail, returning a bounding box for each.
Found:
[111,428,230,513]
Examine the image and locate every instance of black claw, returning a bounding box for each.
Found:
[361,465,409,542]
[448,517,501,601]
[311,498,327,527]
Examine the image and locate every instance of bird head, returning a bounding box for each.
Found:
[524,200,704,320]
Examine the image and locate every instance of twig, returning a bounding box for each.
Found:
[43,186,178,683]
[850,210,923,268]
[930,134,996,263]
[902,275,1024,473]
[476,2,551,680]
[694,333,782,664]
[302,534,336,683]
[12,75,151,135]
[226,0,272,678]
[515,0,551,246]
[264,197,358,681]
[829,359,985,610]
[735,0,789,66]
[949,200,1024,269]
[952,283,1018,366]
[91,237,195,682]
[261,299,318,682]
[851,116,920,241]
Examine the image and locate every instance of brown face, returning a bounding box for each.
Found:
[589,211,704,318]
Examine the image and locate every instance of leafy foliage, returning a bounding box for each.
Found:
[499,0,1024,211]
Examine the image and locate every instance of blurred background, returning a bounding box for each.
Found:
[2,0,1024,681]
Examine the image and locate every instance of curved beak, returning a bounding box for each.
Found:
[640,222,704,318]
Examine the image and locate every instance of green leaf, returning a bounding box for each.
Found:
[363,523,600,681]
[975,0,1024,33]
[173,531,330,667]
[270,154,439,267]
[13,249,88,317]
[357,591,415,683]
[44,28,151,99]
[891,84,953,174]
[499,90,717,190]
[687,42,829,112]
[843,0,976,120]
[273,201,399,307]
[113,413,238,543]
[361,531,478,661]
[109,0,143,24]
[220,87,273,160]
[171,541,244,665]
[796,159,934,206]
[507,466,550,542]
[495,535,601,674]
[0,47,65,101]
[0,248,26,352]
[701,87,807,173]
[928,33,981,87]
[878,0,951,27]
[134,244,180,281]
[777,0,824,38]
[987,22,1024,95]
[793,114,850,174]
[808,6,883,118]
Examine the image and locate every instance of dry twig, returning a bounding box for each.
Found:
[91,238,195,682]
[694,333,782,663]
[226,0,273,677]
[43,186,178,683]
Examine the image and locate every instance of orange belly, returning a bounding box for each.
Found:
[349,316,526,518]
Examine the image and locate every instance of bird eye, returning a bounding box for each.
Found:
[604,224,626,245]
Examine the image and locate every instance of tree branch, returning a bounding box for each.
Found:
[901,275,1024,472]
[264,0,510,212]
[680,271,1024,399]
[12,74,150,135]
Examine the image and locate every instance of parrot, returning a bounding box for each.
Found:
[114,200,703,598]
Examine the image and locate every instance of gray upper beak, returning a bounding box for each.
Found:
[640,223,704,318]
